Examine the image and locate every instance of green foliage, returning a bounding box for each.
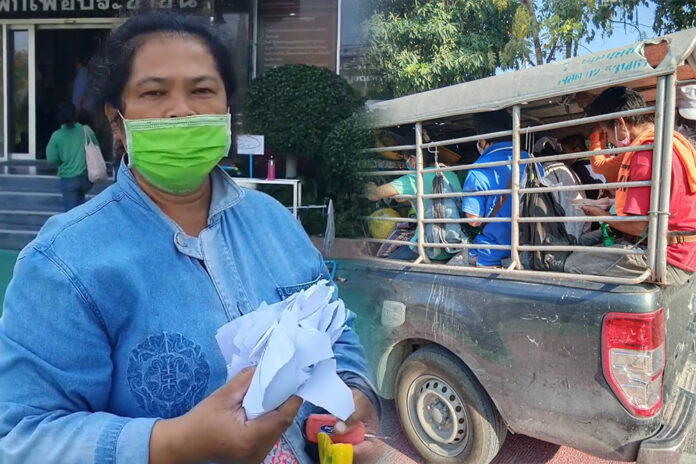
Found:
[503,0,601,67]
[368,0,695,98]
[243,65,371,238]
[243,64,361,159]
[366,0,517,97]
[590,1,694,39]
[653,0,696,32]
[319,112,374,237]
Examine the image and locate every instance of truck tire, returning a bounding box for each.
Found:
[396,346,507,464]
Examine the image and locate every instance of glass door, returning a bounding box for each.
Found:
[4,25,35,161]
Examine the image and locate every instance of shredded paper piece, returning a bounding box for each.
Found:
[215,280,355,421]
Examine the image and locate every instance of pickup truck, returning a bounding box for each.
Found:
[322,28,696,464]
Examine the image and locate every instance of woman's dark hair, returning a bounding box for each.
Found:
[474,109,512,137]
[585,86,654,127]
[559,134,587,152]
[92,11,236,112]
[406,150,435,166]
[57,102,77,128]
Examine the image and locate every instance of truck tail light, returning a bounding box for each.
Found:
[602,308,665,417]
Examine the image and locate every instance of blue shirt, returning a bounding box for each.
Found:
[461,142,530,266]
[0,163,377,464]
[72,67,89,107]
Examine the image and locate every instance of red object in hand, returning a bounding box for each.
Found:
[305,414,366,445]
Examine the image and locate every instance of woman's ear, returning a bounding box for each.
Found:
[616,117,627,131]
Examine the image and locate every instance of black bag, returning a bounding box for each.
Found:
[519,164,577,272]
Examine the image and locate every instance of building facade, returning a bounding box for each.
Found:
[0,0,370,161]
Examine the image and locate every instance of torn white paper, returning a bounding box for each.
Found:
[215,280,355,421]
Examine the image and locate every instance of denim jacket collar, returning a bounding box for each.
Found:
[116,163,245,229]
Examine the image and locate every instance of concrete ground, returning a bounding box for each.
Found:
[379,400,696,464]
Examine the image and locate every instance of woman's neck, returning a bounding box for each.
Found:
[628,122,654,139]
[133,170,211,237]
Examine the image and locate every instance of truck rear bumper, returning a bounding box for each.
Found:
[637,352,696,464]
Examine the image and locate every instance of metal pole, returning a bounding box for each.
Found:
[511,105,522,269]
[656,73,677,283]
[415,122,430,263]
[647,76,666,278]
[362,255,652,286]
[2,24,7,162]
[335,0,342,74]
[251,0,259,79]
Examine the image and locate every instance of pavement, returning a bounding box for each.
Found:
[379,399,696,464]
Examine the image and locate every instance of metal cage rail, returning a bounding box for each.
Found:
[360,73,684,285]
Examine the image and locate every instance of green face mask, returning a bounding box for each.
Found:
[122,113,232,194]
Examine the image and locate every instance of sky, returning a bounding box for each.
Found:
[584,3,657,55]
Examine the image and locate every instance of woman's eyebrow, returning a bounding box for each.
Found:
[135,76,168,87]
[191,75,219,84]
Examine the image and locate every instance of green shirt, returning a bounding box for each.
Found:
[46,123,96,178]
[389,169,463,260]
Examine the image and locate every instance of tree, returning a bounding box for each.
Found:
[501,0,646,68]
[366,0,517,97]
[653,0,696,33]
[243,64,361,176]
[586,1,695,43]
[367,0,695,98]
[502,0,597,67]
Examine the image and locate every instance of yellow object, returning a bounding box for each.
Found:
[367,208,401,239]
[318,432,354,464]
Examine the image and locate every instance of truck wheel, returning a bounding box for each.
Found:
[396,346,507,464]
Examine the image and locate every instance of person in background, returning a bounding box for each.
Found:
[450,110,533,267]
[46,101,95,211]
[532,136,589,240]
[565,86,696,284]
[559,134,604,200]
[72,54,91,121]
[365,149,464,260]
[676,84,696,147]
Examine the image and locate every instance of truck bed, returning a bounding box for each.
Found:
[331,257,696,461]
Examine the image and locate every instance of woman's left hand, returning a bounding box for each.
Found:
[580,205,609,217]
[334,389,383,464]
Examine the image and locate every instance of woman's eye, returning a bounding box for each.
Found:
[193,88,214,95]
[142,90,164,98]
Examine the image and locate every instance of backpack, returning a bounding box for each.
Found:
[425,171,466,259]
[519,164,576,271]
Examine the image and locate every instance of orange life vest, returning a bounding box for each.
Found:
[615,129,696,216]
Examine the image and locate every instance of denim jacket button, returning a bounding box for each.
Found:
[175,233,185,247]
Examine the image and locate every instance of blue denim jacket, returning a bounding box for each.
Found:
[0,164,377,464]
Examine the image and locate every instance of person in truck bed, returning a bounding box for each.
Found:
[565,86,696,284]
[449,110,533,267]
[365,149,465,261]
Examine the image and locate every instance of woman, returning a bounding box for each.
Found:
[365,150,464,261]
[567,87,696,284]
[46,101,96,211]
[0,13,380,464]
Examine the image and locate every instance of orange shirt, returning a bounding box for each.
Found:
[589,130,623,183]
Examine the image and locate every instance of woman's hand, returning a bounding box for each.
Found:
[334,389,383,464]
[150,368,302,464]
[589,126,607,151]
[580,205,609,217]
[364,182,379,202]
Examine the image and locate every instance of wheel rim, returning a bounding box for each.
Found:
[406,374,469,457]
